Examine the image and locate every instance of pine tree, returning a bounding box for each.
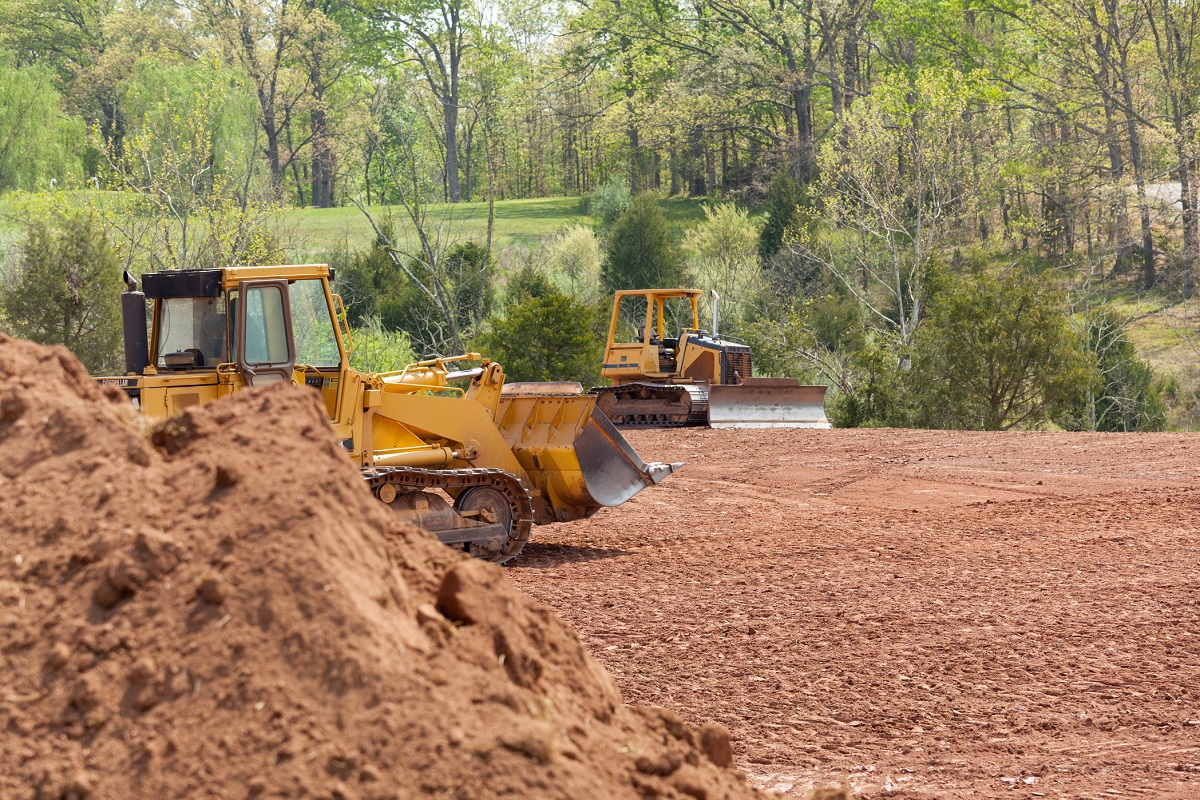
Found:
[601,194,687,293]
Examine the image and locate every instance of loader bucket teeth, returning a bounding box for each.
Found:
[707,380,830,429]
[575,409,683,507]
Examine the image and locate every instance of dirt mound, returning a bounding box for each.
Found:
[0,335,764,800]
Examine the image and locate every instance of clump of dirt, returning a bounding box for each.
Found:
[0,336,764,800]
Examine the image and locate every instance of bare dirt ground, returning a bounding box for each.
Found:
[508,428,1200,800]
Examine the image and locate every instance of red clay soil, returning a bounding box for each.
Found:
[508,426,1200,800]
[0,336,764,800]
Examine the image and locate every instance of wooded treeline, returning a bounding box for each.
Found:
[3,0,1200,279]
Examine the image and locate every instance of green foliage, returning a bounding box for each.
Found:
[827,342,905,428]
[909,270,1093,430]
[334,233,493,357]
[683,202,760,328]
[348,316,417,373]
[0,56,85,191]
[545,224,602,303]
[97,57,282,272]
[332,237,395,327]
[758,172,804,264]
[582,177,630,228]
[473,266,602,384]
[1059,308,1166,431]
[0,214,122,373]
[601,194,686,293]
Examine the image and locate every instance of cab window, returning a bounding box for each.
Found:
[156,296,228,368]
[289,279,341,368]
[243,285,290,365]
[616,296,650,343]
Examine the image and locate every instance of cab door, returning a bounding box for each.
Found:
[236,280,296,386]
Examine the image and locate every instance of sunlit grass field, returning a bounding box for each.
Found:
[0,191,712,262]
[280,195,712,259]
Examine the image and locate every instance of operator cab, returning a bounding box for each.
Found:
[612,290,702,375]
[135,266,346,418]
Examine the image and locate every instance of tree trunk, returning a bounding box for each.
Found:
[1121,90,1155,287]
[285,120,305,207]
[1180,144,1197,297]
[310,106,333,208]
[264,104,284,199]
[1091,28,1133,272]
[462,120,473,202]
[628,119,640,192]
[444,95,460,202]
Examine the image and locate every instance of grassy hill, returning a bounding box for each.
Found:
[279,195,711,259]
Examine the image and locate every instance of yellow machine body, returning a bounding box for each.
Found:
[101,265,679,560]
[594,288,829,428]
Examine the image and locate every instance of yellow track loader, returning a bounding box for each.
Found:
[592,288,830,428]
[99,264,680,563]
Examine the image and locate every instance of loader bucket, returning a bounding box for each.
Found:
[707,379,830,428]
[495,392,682,523]
[575,407,681,505]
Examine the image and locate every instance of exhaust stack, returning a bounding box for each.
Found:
[120,270,149,379]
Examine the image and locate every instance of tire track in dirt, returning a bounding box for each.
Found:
[509,428,1200,799]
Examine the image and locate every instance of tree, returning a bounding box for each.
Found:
[193,0,314,199]
[365,0,471,202]
[545,224,603,304]
[0,58,84,191]
[473,267,602,384]
[601,194,686,293]
[758,172,803,264]
[805,69,1003,354]
[1061,307,1166,431]
[98,60,283,273]
[683,202,761,328]
[584,177,629,229]
[910,270,1093,430]
[354,101,492,354]
[0,214,122,373]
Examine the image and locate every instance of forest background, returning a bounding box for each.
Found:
[2,0,1200,430]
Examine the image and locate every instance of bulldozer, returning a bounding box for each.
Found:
[98,264,680,563]
[592,288,830,428]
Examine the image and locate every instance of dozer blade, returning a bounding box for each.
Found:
[707,379,830,429]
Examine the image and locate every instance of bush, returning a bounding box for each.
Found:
[0,214,122,373]
[909,270,1092,430]
[683,203,761,329]
[331,238,393,327]
[601,194,687,293]
[827,340,905,428]
[582,178,630,229]
[1058,308,1166,432]
[758,172,807,264]
[334,233,493,356]
[348,316,417,373]
[473,267,603,385]
[546,225,603,303]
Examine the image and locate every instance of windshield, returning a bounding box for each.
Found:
[289,279,341,368]
[156,296,228,368]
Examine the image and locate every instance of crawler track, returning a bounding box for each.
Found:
[362,466,534,563]
[591,383,708,427]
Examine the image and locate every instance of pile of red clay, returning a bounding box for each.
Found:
[0,336,764,800]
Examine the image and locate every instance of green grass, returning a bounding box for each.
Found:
[0,190,719,260]
[280,195,713,259]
